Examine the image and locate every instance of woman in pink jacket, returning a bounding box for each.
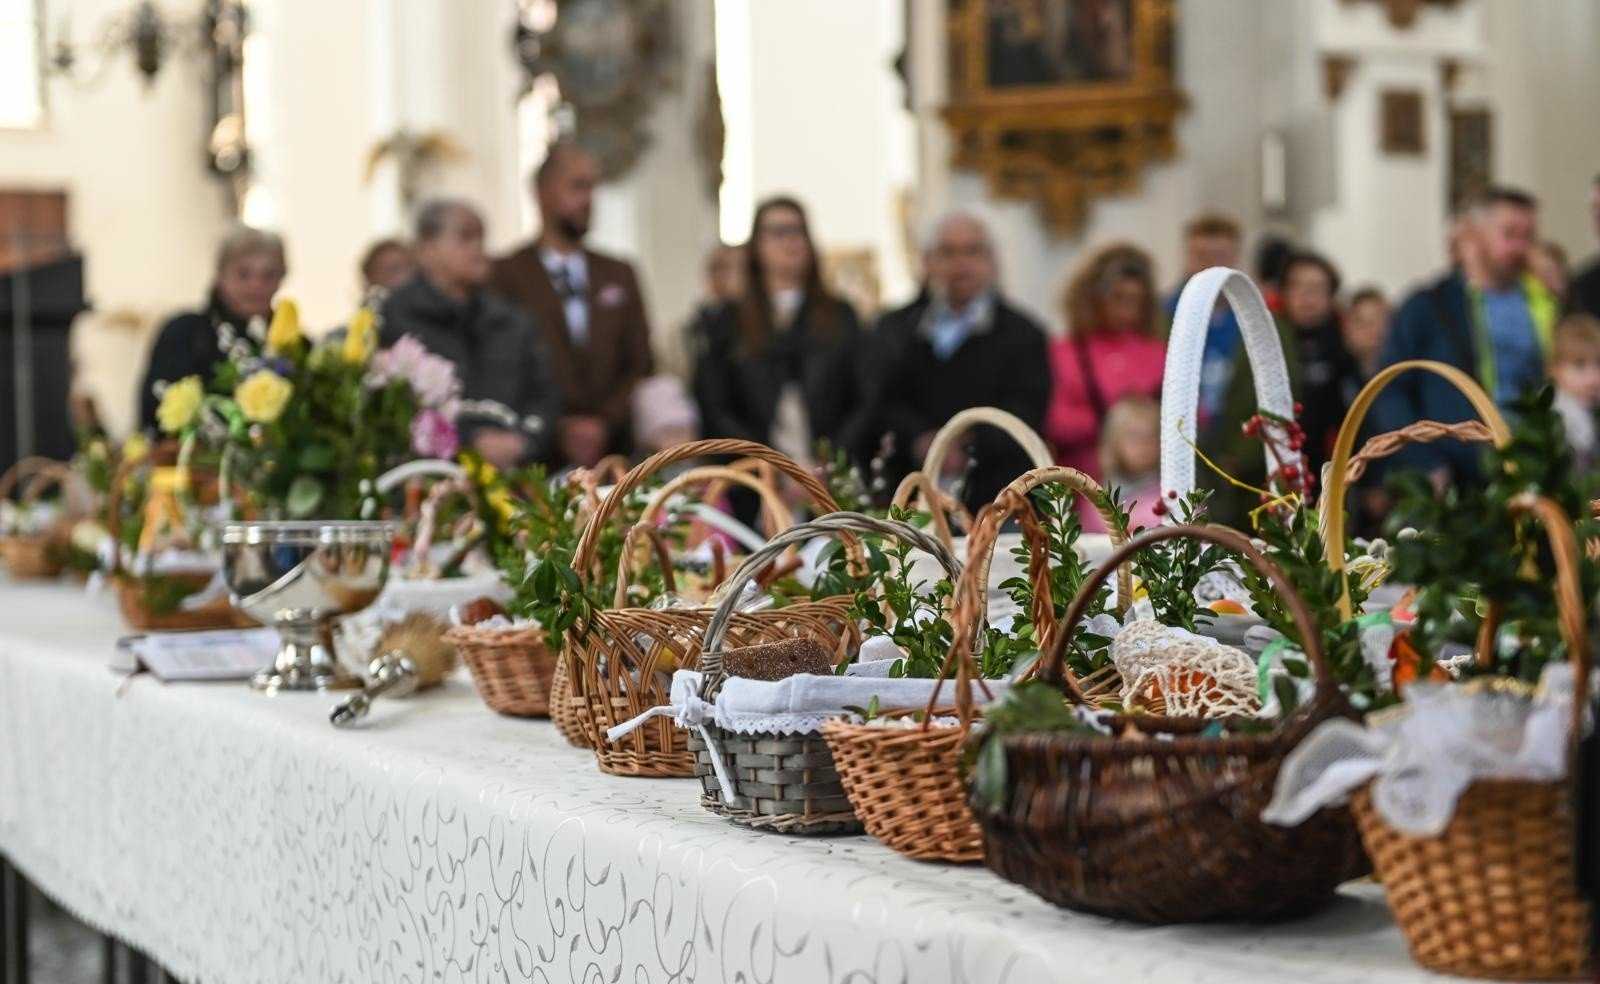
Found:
[1045,243,1167,480]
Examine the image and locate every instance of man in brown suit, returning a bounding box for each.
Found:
[489,142,655,467]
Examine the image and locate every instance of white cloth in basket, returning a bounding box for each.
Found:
[1262,662,1590,836]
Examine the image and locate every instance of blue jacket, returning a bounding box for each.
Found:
[1373,270,1485,480]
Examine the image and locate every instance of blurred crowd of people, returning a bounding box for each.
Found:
[135,141,1600,531]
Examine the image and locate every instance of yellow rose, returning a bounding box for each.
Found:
[265,299,302,354]
[342,307,377,364]
[234,369,293,424]
[121,433,150,463]
[155,376,204,433]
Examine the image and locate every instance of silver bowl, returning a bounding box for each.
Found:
[219,520,396,692]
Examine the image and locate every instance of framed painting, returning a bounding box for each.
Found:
[944,0,1186,234]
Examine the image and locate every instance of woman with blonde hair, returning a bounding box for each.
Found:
[1044,243,1167,477]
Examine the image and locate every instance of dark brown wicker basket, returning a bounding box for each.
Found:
[692,513,959,835]
[970,524,1369,923]
[446,622,556,717]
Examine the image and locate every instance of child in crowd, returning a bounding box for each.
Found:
[1550,313,1600,475]
[1082,395,1164,534]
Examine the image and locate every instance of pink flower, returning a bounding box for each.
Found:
[410,408,459,459]
[368,335,462,409]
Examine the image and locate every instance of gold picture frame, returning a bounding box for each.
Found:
[943,0,1186,234]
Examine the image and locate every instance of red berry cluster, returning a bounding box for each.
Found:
[1240,402,1314,505]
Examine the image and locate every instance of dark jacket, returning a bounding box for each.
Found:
[138,291,255,430]
[871,291,1052,511]
[487,243,654,462]
[1573,255,1600,321]
[380,274,560,464]
[1200,316,1304,528]
[694,293,871,462]
[1372,270,1485,481]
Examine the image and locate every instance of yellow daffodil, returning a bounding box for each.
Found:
[342,307,377,364]
[155,376,204,434]
[234,369,294,424]
[120,432,149,463]
[265,299,302,355]
[486,486,516,525]
[463,455,499,487]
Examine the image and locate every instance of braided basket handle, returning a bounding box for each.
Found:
[697,511,962,699]
[1044,524,1331,718]
[1499,494,1592,745]
[1320,360,1511,619]
[0,457,69,504]
[571,439,839,583]
[920,406,1054,478]
[889,470,972,553]
[1160,267,1295,501]
[17,461,78,509]
[1342,419,1495,484]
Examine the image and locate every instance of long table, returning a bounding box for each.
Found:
[0,579,1464,983]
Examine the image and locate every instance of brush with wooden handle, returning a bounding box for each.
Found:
[330,613,456,727]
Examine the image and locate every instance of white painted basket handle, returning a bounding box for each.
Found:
[1159,267,1294,500]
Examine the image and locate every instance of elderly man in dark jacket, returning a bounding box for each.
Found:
[381,199,559,468]
[871,211,1051,510]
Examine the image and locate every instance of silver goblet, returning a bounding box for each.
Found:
[219,520,396,692]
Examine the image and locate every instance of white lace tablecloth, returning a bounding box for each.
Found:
[0,580,1457,983]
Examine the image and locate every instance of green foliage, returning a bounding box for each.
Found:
[1131,490,1229,632]
[1241,503,1379,704]
[997,483,1114,679]
[814,441,879,516]
[1385,385,1600,684]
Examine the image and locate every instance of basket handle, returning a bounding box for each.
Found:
[888,470,971,553]
[407,475,480,578]
[696,511,962,698]
[1044,523,1331,716]
[612,523,679,607]
[1342,419,1496,484]
[1320,360,1510,620]
[639,464,796,540]
[920,406,1054,478]
[17,461,77,509]
[1493,493,1591,744]
[572,439,838,582]
[0,457,69,504]
[1160,267,1295,501]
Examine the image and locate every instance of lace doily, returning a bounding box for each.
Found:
[1263,662,1591,836]
[1112,618,1259,716]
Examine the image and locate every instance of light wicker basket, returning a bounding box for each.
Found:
[825,466,1132,862]
[1349,493,1592,980]
[694,512,957,834]
[447,622,558,717]
[568,439,854,777]
[0,457,78,579]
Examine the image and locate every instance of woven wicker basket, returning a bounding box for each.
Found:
[447,622,557,717]
[694,512,957,834]
[825,466,1132,862]
[568,439,854,777]
[971,523,1368,922]
[105,455,249,632]
[1350,492,1593,980]
[0,457,79,579]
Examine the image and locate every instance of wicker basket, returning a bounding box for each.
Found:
[693,512,958,834]
[0,457,79,579]
[635,462,795,602]
[825,466,1133,862]
[971,523,1369,923]
[1350,493,1593,980]
[446,622,557,717]
[106,455,250,632]
[567,439,855,777]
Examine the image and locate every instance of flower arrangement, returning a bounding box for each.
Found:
[157,301,461,519]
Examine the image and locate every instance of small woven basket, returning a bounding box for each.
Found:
[0,457,78,579]
[971,524,1369,923]
[446,622,557,717]
[1350,493,1593,980]
[825,466,1132,862]
[694,512,957,834]
[105,455,249,632]
[567,439,854,777]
